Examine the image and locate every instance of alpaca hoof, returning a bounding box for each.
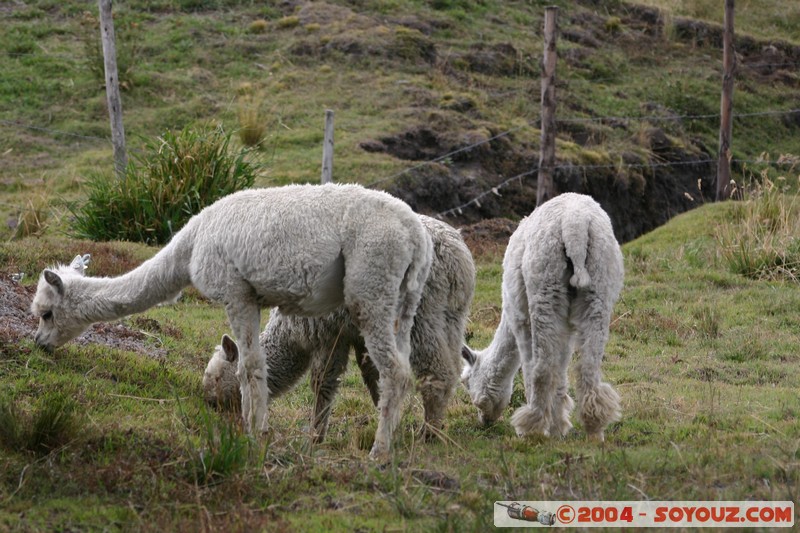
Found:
[588,431,605,443]
[511,405,550,438]
[368,444,391,463]
[550,419,573,439]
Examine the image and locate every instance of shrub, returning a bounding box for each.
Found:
[71,125,261,245]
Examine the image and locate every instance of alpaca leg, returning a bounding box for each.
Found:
[354,344,381,407]
[309,343,350,443]
[418,366,457,441]
[419,334,459,438]
[511,292,571,438]
[353,303,413,461]
[573,295,620,441]
[225,300,269,434]
[364,320,413,461]
[549,341,575,438]
[344,249,420,460]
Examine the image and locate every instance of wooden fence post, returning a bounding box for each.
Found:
[99,0,127,178]
[537,6,558,207]
[321,109,334,184]
[716,0,735,201]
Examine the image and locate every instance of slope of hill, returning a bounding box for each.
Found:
[1,0,798,241]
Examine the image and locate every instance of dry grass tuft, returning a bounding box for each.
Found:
[715,165,800,281]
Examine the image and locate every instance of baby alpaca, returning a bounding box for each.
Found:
[31,184,433,460]
[203,215,476,443]
[461,193,623,441]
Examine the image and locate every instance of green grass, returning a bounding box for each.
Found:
[2,197,800,529]
[1,0,799,528]
[2,0,798,237]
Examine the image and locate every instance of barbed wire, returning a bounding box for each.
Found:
[362,107,798,189]
[5,51,81,61]
[0,119,108,142]
[741,60,800,70]
[363,126,528,189]
[435,156,798,218]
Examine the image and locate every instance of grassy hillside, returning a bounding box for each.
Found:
[1,0,799,238]
[2,195,799,530]
[1,1,799,530]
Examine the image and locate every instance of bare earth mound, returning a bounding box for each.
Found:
[0,272,165,358]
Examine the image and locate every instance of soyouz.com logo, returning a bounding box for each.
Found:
[494,501,795,527]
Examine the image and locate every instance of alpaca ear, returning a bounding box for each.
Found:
[221,334,239,363]
[43,270,64,296]
[461,345,476,366]
[69,254,91,275]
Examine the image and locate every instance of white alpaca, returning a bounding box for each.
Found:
[203,215,476,443]
[30,184,433,459]
[461,193,623,441]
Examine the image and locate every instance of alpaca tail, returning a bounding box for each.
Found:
[403,224,434,295]
[562,212,592,289]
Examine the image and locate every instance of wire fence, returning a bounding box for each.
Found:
[3,105,798,221]
[3,4,800,223]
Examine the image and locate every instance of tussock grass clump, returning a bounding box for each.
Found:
[189,410,251,485]
[71,126,260,245]
[11,194,49,240]
[715,171,800,281]
[276,16,299,29]
[0,393,79,455]
[237,93,272,148]
[248,19,268,34]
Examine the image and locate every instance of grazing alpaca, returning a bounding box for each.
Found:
[31,184,433,460]
[203,215,476,443]
[461,193,623,441]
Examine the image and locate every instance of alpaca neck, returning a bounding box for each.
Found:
[264,317,316,397]
[73,230,194,322]
[477,313,521,387]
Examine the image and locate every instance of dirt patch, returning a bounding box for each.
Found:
[373,116,713,242]
[0,272,165,358]
[458,218,518,258]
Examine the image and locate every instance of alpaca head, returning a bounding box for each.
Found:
[203,334,241,410]
[460,345,512,426]
[31,254,92,352]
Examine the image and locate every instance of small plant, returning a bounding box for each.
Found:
[276,16,299,29]
[237,93,272,148]
[190,410,250,484]
[605,16,623,34]
[0,393,79,455]
[71,125,261,245]
[78,11,142,91]
[715,169,800,281]
[248,19,268,34]
[12,194,49,240]
[693,305,720,340]
[0,397,22,449]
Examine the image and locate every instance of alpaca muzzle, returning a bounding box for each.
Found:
[34,334,54,354]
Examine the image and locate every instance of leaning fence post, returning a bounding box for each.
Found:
[321,109,334,184]
[716,0,736,201]
[99,0,127,179]
[537,6,558,207]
